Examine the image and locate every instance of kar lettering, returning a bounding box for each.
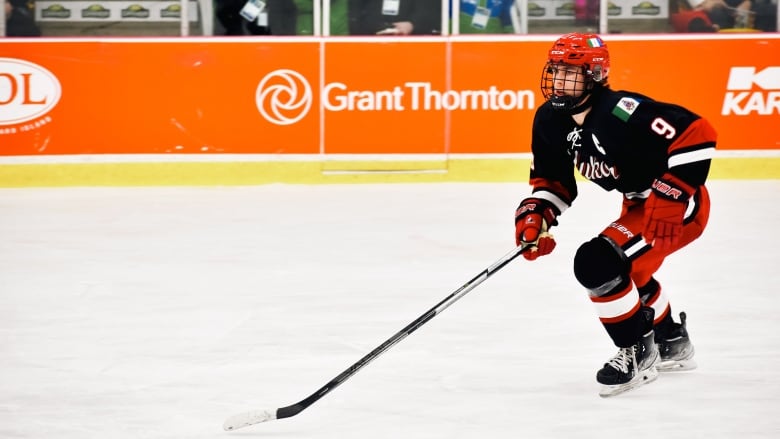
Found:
[722,66,780,116]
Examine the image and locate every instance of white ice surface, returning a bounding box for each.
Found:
[1,181,778,439]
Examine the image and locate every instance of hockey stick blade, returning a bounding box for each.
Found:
[223,404,305,431]
[223,245,531,431]
[223,409,275,431]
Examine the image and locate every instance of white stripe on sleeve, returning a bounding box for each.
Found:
[532,190,569,214]
[669,147,715,169]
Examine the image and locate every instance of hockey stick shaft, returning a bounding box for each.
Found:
[223,245,530,431]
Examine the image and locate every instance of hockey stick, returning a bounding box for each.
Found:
[223,244,530,431]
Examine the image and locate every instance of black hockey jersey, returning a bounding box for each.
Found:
[528,87,717,215]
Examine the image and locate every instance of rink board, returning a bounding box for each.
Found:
[0,155,777,187]
[1,35,778,187]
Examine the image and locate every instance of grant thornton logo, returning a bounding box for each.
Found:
[255,69,312,126]
[255,68,536,125]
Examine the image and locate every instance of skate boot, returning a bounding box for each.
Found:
[597,330,660,397]
[656,312,697,371]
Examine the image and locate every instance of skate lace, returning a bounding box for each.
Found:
[607,347,635,373]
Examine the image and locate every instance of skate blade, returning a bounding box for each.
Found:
[599,367,659,398]
[658,358,697,371]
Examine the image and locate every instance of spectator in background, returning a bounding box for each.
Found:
[458,0,515,34]
[5,0,41,37]
[574,0,599,27]
[684,15,720,31]
[215,0,272,35]
[683,0,776,31]
[268,0,298,34]
[348,0,441,35]
[215,0,349,35]
[752,0,778,31]
[669,0,720,31]
[699,0,752,29]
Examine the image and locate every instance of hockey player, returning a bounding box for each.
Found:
[514,33,716,397]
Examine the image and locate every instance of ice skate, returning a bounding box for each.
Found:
[657,312,697,371]
[597,330,659,397]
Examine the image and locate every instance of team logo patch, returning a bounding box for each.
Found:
[611,97,641,122]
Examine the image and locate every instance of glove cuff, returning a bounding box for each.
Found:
[515,198,559,227]
[651,173,696,202]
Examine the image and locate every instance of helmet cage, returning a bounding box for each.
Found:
[540,33,610,112]
[540,63,596,111]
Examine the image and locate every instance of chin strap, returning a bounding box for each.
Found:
[551,83,603,114]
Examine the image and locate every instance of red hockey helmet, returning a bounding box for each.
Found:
[548,33,610,82]
[541,33,610,111]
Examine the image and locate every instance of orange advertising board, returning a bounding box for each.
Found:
[324,40,449,154]
[0,40,322,155]
[606,37,780,152]
[0,35,778,157]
